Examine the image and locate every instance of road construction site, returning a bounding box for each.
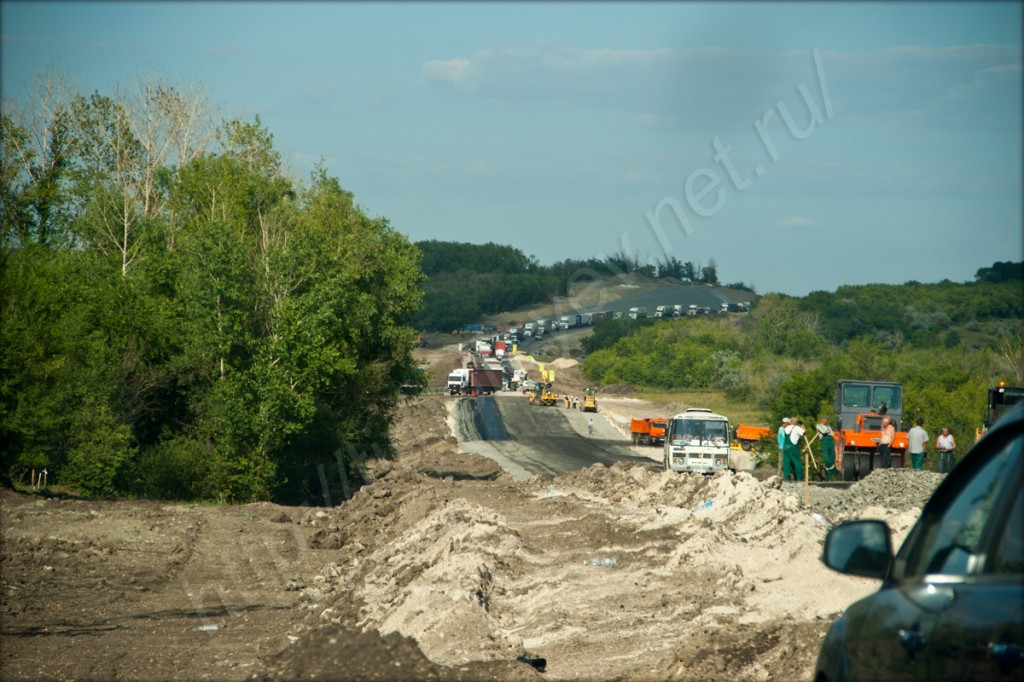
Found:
[1,337,946,682]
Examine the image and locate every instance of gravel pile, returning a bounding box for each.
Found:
[783,469,945,523]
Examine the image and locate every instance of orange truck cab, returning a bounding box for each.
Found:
[631,417,667,446]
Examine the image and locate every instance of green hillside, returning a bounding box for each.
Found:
[581,265,1023,446]
[411,241,741,331]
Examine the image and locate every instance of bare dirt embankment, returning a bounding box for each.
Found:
[2,386,943,682]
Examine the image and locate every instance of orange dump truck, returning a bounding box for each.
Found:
[735,424,773,451]
[630,417,668,446]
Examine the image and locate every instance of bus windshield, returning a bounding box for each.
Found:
[670,419,729,446]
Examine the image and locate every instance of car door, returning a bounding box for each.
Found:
[845,427,1021,681]
[926,444,1023,681]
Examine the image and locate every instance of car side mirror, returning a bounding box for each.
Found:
[822,519,893,580]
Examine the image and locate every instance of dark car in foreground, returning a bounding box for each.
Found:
[815,403,1023,681]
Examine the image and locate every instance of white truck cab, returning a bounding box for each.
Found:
[664,408,733,474]
[447,368,470,395]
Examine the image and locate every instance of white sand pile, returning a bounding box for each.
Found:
[546,464,935,622]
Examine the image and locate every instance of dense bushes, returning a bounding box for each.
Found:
[1,76,422,502]
[581,274,1023,442]
[799,277,1022,345]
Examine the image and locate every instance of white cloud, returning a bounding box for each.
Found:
[421,58,476,89]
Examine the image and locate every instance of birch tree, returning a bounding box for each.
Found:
[0,68,78,247]
[71,74,215,275]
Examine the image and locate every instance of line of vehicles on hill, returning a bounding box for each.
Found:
[509,314,607,342]
[499,301,751,344]
[643,302,751,318]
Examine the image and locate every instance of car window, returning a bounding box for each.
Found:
[989,484,1024,576]
[903,435,1019,578]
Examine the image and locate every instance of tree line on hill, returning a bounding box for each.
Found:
[581,264,1023,446]
[413,241,749,331]
[1,71,422,502]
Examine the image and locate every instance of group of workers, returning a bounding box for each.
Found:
[777,415,846,481]
[777,415,958,481]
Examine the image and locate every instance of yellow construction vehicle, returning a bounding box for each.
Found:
[582,388,598,413]
[528,382,558,406]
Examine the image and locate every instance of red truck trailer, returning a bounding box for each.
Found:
[468,368,503,396]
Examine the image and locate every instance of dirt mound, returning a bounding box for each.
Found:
[256,625,447,681]
[278,401,944,680]
[256,624,546,681]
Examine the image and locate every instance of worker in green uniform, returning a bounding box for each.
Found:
[783,418,804,481]
[816,416,837,480]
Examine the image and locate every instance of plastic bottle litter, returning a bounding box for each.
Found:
[195,624,219,632]
[691,501,713,512]
[583,557,619,567]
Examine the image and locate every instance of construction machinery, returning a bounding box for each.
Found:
[984,381,1024,432]
[582,388,598,413]
[735,423,773,451]
[630,417,668,445]
[833,380,909,480]
[528,382,558,406]
[528,365,558,406]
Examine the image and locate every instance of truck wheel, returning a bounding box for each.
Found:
[740,441,752,451]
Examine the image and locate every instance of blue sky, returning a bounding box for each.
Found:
[2,1,1021,295]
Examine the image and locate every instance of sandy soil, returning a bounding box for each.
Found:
[1,340,945,681]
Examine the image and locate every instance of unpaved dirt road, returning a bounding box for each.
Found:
[2,370,945,681]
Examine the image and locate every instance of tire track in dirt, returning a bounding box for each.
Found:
[1,497,325,681]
